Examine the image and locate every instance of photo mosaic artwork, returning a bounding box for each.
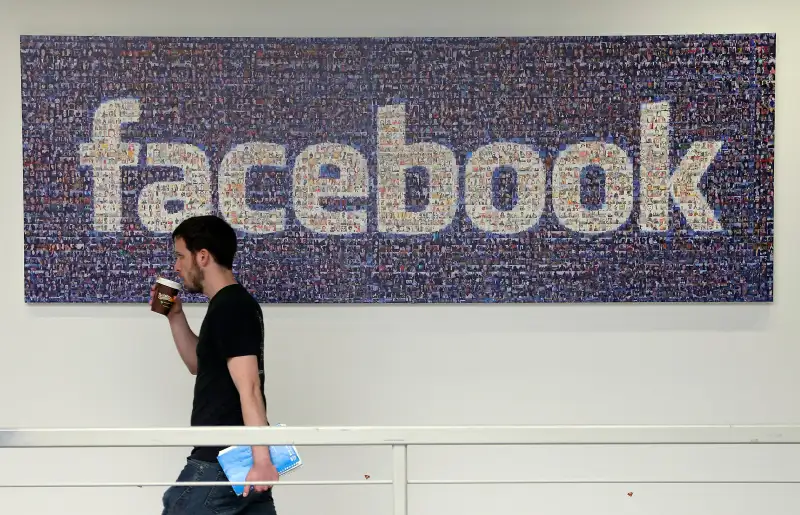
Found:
[21,34,775,303]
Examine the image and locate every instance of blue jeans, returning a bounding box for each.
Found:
[161,458,278,515]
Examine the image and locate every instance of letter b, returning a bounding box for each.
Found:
[376,104,458,234]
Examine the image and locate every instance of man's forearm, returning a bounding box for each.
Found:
[168,313,199,374]
[240,387,273,465]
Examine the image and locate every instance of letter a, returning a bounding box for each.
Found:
[137,143,213,233]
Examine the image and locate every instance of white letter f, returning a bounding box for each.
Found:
[79,98,141,232]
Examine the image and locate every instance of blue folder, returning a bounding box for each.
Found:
[216,424,303,495]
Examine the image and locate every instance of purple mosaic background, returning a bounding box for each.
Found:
[21,34,775,303]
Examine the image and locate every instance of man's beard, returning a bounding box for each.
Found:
[184,265,205,294]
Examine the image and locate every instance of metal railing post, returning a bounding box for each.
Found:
[392,444,408,515]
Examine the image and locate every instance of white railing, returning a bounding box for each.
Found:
[2,424,800,515]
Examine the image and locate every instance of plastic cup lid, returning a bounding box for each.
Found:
[156,277,182,290]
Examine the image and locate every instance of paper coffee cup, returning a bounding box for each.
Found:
[152,277,182,315]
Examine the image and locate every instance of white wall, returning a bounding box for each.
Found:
[1,0,798,514]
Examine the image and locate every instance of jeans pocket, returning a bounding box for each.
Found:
[162,484,193,515]
[203,469,240,515]
[161,459,205,514]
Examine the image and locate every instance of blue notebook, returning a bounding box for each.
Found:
[216,424,303,495]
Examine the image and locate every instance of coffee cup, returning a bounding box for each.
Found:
[151,277,182,315]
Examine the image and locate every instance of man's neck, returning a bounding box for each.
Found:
[203,270,238,300]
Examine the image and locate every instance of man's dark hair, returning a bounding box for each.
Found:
[172,215,237,269]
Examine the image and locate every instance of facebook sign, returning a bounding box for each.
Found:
[21,34,775,303]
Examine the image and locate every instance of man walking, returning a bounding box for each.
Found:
[152,215,279,515]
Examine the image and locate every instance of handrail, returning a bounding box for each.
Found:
[2,425,799,515]
[2,424,799,447]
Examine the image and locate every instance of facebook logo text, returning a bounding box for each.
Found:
[80,98,725,238]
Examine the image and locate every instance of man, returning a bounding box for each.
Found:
[151,214,279,515]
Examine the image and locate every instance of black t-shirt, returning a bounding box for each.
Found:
[189,283,266,462]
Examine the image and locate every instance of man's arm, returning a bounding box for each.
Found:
[151,285,198,374]
[168,312,199,375]
[228,355,273,467]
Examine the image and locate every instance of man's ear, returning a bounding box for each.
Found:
[195,249,211,267]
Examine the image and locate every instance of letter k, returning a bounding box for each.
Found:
[639,101,724,233]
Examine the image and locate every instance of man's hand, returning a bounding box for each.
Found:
[149,283,184,320]
[243,461,279,496]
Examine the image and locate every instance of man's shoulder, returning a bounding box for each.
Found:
[209,284,261,316]
[214,283,257,302]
